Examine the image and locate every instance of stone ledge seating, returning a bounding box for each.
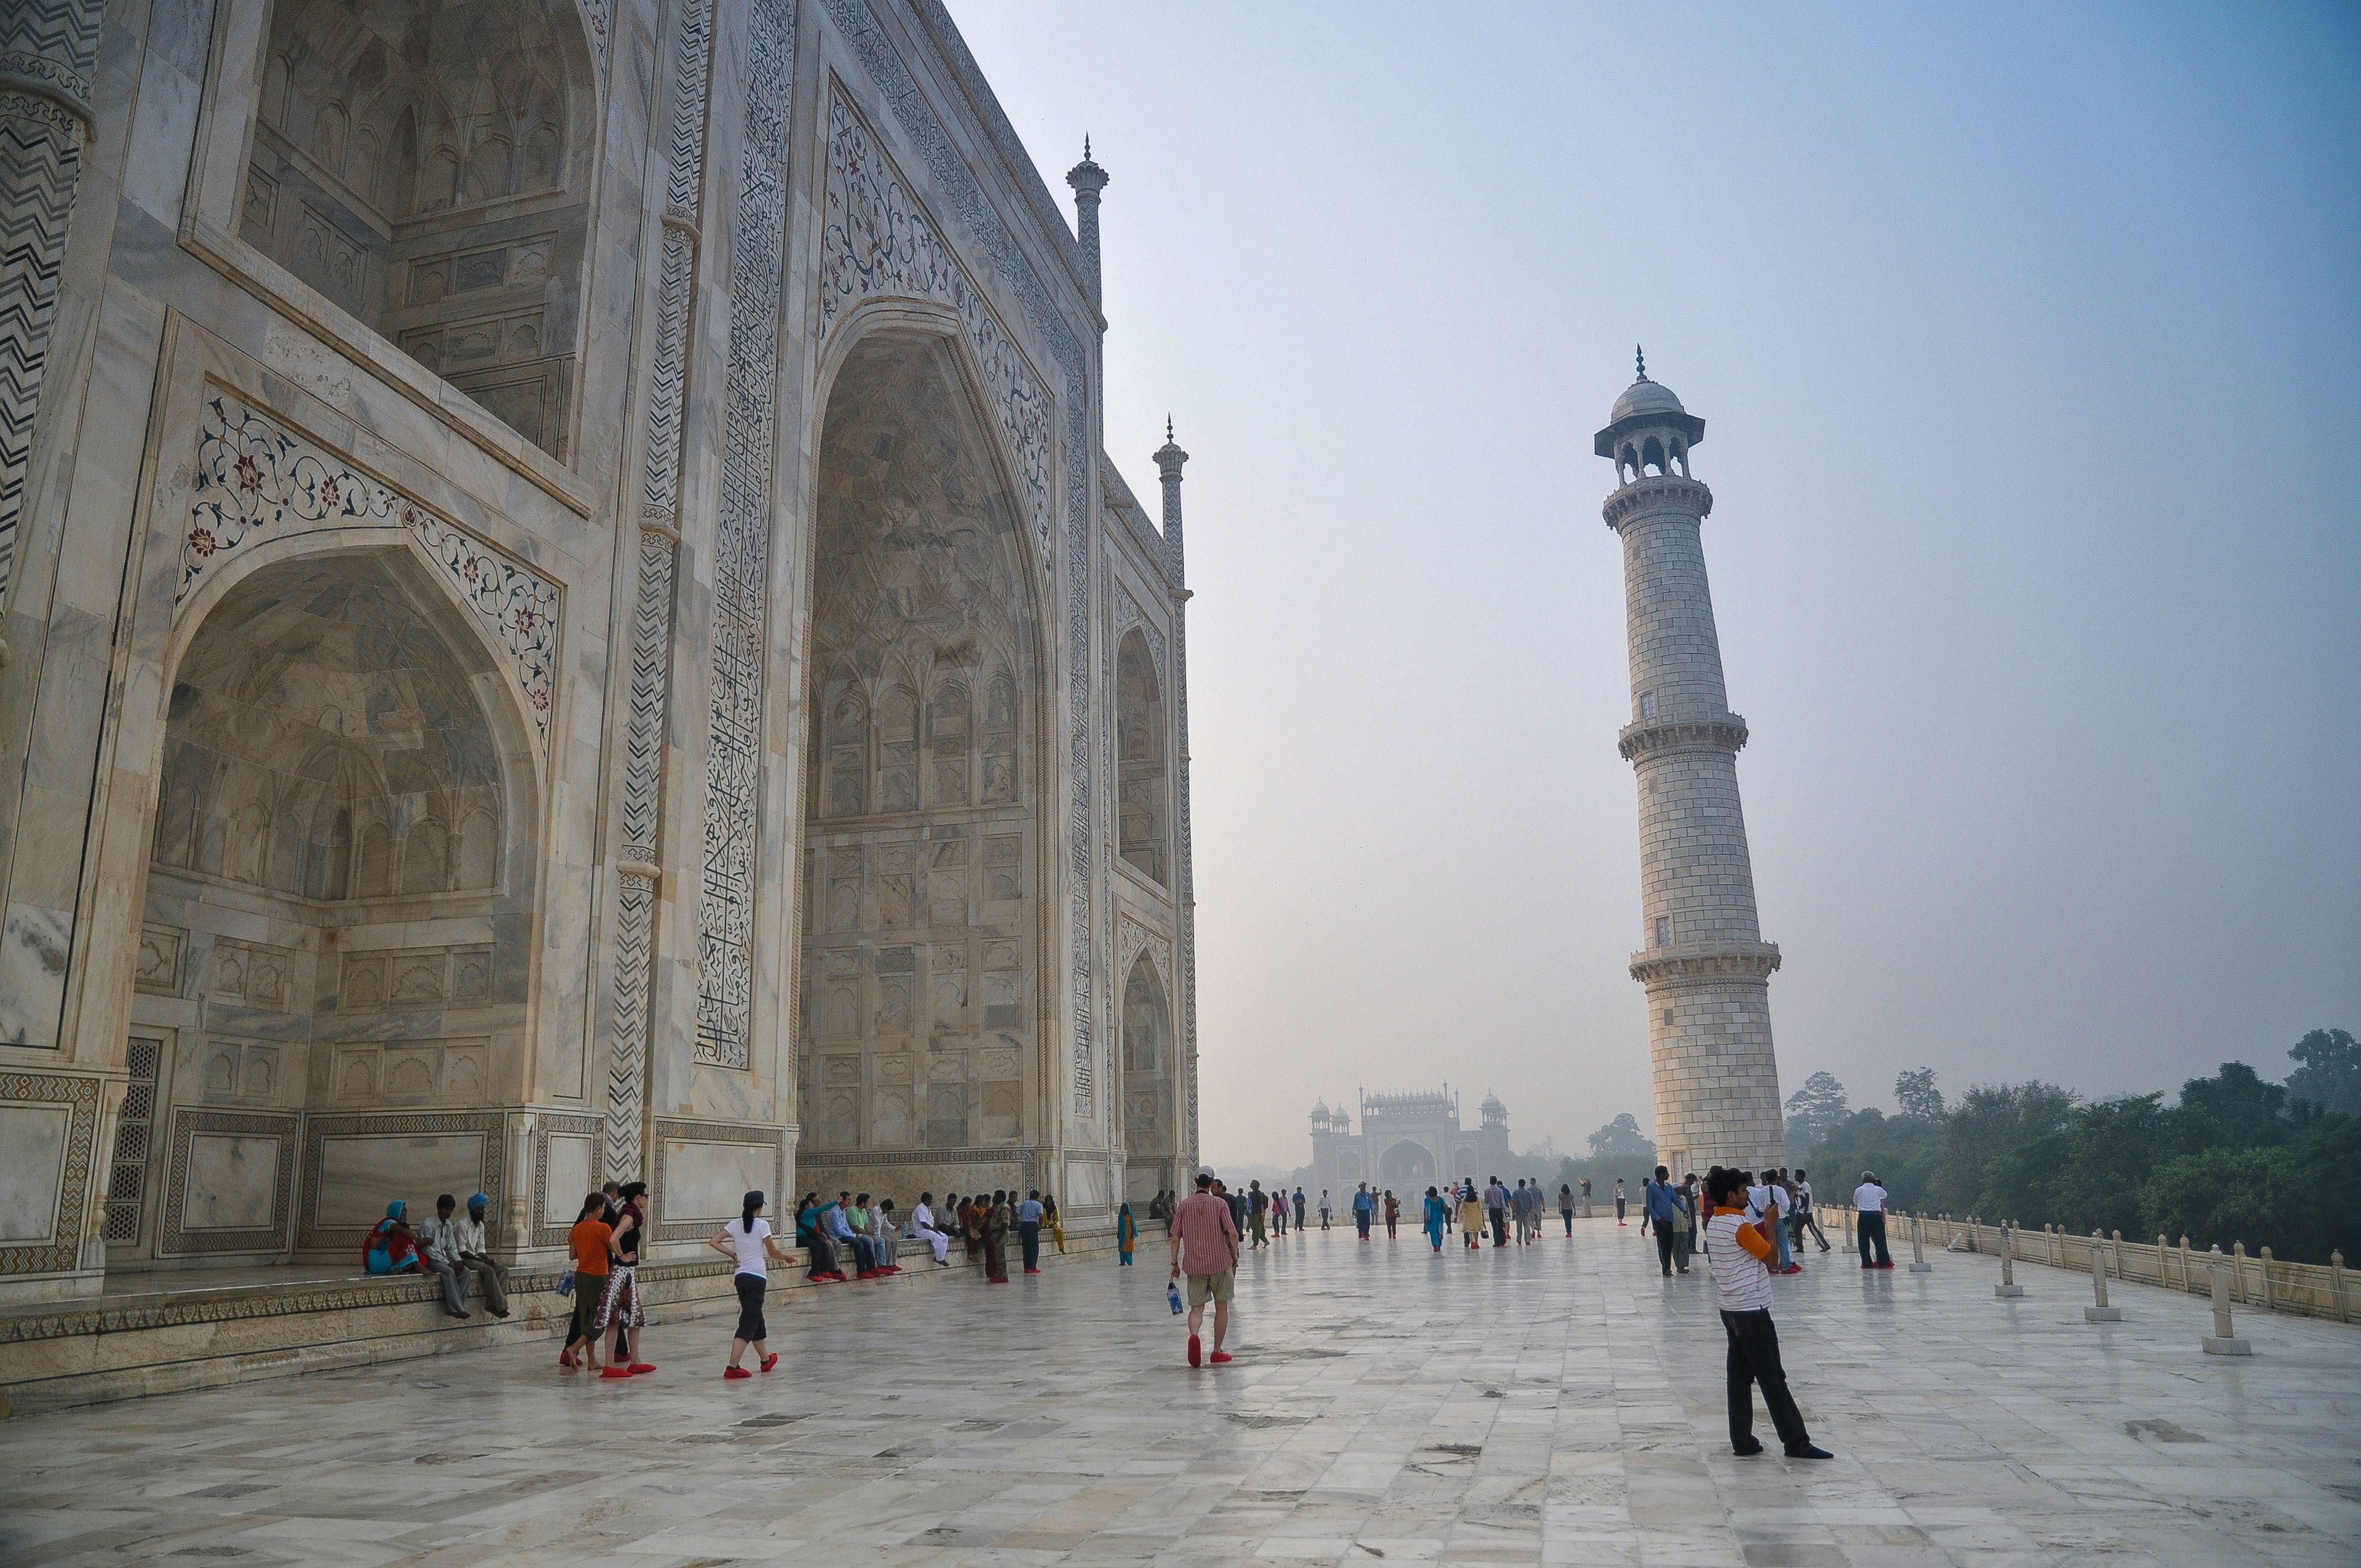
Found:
[1,1225,1133,1417]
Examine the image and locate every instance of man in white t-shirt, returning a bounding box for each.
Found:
[1704,1168,1831,1459]
[1853,1172,1893,1269]
[1793,1170,1830,1253]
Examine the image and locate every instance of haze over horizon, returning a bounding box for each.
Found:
[946,2,2361,1172]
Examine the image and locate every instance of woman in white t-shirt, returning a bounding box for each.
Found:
[708,1190,795,1378]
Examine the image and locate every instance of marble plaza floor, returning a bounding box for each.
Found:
[4,1219,2358,1567]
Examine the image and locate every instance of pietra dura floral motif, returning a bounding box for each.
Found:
[183,394,561,747]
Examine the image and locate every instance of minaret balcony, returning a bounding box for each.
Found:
[1618,711,1749,761]
[1628,941,1782,985]
[1603,474,1714,531]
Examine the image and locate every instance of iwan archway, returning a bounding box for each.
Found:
[795,323,1053,1205]
[122,545,540,1266]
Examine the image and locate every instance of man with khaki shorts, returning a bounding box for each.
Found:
[1170,1171,1240,1368]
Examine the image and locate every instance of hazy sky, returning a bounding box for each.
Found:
[944,2,2361,1171]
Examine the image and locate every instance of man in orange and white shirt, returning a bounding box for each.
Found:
[1704,1167,1832,1460]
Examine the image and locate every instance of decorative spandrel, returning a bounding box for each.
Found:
[821,89,1052,560]
[183,394,560,748]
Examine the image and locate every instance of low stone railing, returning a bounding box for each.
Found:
[1817,1205,2355,1325]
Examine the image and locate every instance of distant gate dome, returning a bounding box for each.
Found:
[1611,376,1686,424]
[1312,1099,1329,1119]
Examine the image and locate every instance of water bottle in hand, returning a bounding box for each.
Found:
[1167,1277,1184,1315]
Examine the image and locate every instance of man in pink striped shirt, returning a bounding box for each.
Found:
[1169,1171,1240,1368]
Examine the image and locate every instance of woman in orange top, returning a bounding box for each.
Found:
[560,1191,612,1370]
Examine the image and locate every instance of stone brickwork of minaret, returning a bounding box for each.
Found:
[1155,419,1200,1168]
[1065,140,1108,306]
[1595,352,1786,1178]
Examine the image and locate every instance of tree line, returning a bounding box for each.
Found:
[1781,1028,2360,1266]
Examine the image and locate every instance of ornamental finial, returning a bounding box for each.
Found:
[1166,414,1173,441]
[1636,344,1647,381]
[1084,135,1091,160]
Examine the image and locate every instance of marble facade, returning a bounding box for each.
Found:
[0,0,1196,1304]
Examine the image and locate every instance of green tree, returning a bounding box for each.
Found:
[1587,1112,1653,1163]
[2285,1028,2361,1115]
[1934,1081,2076,1213]
[2141,1146,2305,1257]
[1894,1067,1946,1121]
[2176,1061,2288,1153]
[1782,1071,1850,1155]
[1801,1107,1944,1211]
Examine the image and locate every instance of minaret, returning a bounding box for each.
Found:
[1065,138,1109,305]
[1155,419,1198,1170]
[1596,350,1785,1179]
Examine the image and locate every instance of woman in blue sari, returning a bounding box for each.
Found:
[1116,1201,1137,1264]
[1421,1186,1447,1253]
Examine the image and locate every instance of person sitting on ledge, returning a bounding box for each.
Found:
[417,1193,474,1318]
[453,1193,510,1318]
[365,1200,421,1275]
[796,1194,842,1282]
[868,1196,903,1273]
[911,1192,952,1265]
[827,1192,878,1277]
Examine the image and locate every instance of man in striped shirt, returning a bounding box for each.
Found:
[1705,1166,1832,1460]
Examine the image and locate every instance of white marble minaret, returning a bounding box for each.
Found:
[1596,352,1786,1178]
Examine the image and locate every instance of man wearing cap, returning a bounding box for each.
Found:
[451,1191,510,1318]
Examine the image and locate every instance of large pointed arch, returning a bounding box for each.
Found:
[790,312,1057,1204]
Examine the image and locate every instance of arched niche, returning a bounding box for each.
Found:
[799,329,1046,1179]
[1120,952,1176,1202]
[242,0,594,459]
[1378,1139,1435,1187]
[136,548,539,1261]
[1115,628,1168,885]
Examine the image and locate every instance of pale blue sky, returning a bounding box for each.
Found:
[946,2,2361,1168]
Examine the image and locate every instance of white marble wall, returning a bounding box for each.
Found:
[0,0,1195,1299]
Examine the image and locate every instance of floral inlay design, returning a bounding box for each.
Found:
[183,393,561,746]
[821,89,1052,556]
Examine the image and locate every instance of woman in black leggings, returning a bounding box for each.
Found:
[710,1190,794,1378]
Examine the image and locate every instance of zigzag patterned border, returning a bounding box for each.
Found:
[604,0,719,1176]
[0,88,85,622]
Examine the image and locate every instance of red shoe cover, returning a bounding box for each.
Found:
[761,1353,779,1372]
[599,1366,631,1379]
[1187,1333,1201,1368]
[1209,1351,1232,1364]
[628,1363,656,1374]
[724,1366,753,1380]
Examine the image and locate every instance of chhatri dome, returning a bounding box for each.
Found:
[1610,368,1686,424]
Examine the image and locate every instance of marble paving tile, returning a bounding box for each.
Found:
[4,1226,2357,1565]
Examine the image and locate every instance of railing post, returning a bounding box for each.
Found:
[2203,1245,2251,1355]
[1910,1213,1932,1273]
[2157,1233,2170,1291]
[2232,1241,2247,1304]
[2085,1229,2122,1320]
[2333,1251,2347,1324]
[1996,1220,2023,1297]
[2180,1235,2191,1296]
[2258,1246,2274,1313]
[2110,1230,2124,1286]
